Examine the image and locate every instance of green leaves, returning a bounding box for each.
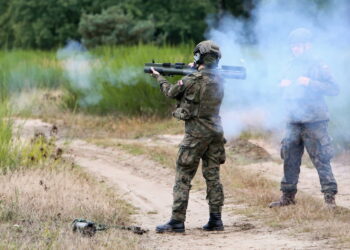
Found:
[0,0,113,49]
[0,0,258,49]
[79,6,155,47]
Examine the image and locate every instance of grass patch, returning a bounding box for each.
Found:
[10,89,183,139]
[0,104,21,172]
[58,113,183,140]
[0,164,140,249]
[0,108,141,248]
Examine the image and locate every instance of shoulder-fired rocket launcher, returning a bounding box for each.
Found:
[144,62,246,80]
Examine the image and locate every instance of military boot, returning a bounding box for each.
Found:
[156,219,185,233]
[269,192,296,208]
[324,193,336,209]
[203,213,224,231]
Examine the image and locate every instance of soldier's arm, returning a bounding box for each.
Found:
[309,64,339,96]
[155,74,195,99]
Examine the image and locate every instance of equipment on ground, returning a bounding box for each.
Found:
[72,218,148,237]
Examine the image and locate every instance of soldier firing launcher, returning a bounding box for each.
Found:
[144,62,246,80]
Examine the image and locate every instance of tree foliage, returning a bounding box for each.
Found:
[0,0,117,49]
[79,6,155,47]
[0,0,259,49]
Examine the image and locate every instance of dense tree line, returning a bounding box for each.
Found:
[0,0,255,49]
[0,0,332,49]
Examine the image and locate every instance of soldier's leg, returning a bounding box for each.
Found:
[303,122,338,195]
[201,139,225,214]
[280,124,304,194]
[201,137,225,231]
[171,135,207,222]
[270,124,304,208]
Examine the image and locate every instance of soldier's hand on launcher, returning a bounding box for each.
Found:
[280,79,292,87]
[297,76,311,86]
[150,67,160,78]
[188,62,195,67]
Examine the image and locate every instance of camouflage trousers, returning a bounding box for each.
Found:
[280,121,338,194]
[171,133,226,222]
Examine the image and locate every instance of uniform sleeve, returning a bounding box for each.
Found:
[309,63,339,96]
[155,74,196,99]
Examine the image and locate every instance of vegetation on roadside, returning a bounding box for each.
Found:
[0,104,19,172]
[0,165,139,249]
[0,108,140,249]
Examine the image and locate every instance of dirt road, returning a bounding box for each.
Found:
[17,119,328,249]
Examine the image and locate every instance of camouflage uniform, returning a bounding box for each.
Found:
[280,54,339,195]
[155,69,225,222]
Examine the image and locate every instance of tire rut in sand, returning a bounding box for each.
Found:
[68,140,322,249]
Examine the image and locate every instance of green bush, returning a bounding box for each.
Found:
[79,6,155,48]
[0,0,117,49]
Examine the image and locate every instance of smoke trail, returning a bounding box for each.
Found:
[208,0,350,144]
[57,40,102,106]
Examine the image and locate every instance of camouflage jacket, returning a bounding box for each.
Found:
[281,54,339,123]
[155,69,224,137]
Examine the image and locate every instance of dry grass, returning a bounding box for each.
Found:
[54,113,182,140]
[12,89,183,140]
[221,156,350,248]
[0,165,141,249]
[44,112,182,140]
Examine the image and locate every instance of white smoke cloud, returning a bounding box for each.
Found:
[57,40,102,106]
[208,0,350,143]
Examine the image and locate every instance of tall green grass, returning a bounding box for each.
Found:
[0,104,20,172]
[0,50,67,94]
[0,45,193,116]
[65,45,192,115]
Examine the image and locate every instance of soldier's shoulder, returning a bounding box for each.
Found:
[182,72,203,84]
[184,72,203,79]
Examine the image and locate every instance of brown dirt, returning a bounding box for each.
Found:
[14,118,324,250]
[227,138,272,162]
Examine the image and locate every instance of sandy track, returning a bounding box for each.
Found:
[69,140,321,250]
[17,119,324,249]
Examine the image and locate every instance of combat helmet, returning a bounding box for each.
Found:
[288,28,313,45]
[193,40,221,67]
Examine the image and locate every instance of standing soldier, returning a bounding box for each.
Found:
[269,28,339,208]
[150,41,226,233]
